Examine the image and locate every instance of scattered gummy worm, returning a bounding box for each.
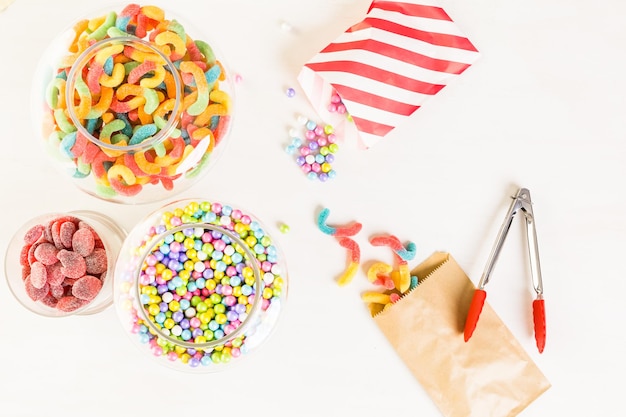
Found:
[286,115,339,182]
[18,215,108,312]
[316,207,363,285]
[44,4,232,199]
[316,207,362,237]
[116,200,286,368]
[336,237,360,286]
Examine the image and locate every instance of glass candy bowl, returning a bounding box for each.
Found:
[113,198,288,371]
[33,4,234,204]
[4,211,126,317]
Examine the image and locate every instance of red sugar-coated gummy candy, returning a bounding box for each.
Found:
[50,284,65,299]
[59,221,77,249]
[30,261,48,289]
[23,224,44,245]
[72,276,102,301]
[56,295,87,312]
[41,294,59,308]
[50,220,64,249]
[84,248,107,275]
[78,221,104,248]
[20,244,31,267]
[72,228,95,257]
[57,249,87,278]
[24,276,49,301]
[46,262,65,286]
[22,265,31,281]
[34,242,60,266]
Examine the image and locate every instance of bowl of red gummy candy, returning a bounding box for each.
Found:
[113,198,288,371]
[32,4,234,204]
[4,211,126,317]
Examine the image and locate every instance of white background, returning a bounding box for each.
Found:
[1,0,625,416]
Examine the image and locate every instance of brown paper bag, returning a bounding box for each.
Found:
[373,252,550,417]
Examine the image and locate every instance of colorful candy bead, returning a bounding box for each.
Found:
[285,115,338,181]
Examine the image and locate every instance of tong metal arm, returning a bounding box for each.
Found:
[464,187,546,353]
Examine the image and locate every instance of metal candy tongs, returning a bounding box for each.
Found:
[463,187,546,353]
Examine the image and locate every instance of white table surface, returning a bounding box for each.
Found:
[1,0,625,416]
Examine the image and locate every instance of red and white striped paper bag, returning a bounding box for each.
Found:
[298,0,480,149]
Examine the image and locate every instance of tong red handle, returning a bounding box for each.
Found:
[533,298,546,353]
[464,289,487,342]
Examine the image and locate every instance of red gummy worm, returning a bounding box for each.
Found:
[370,234,403,251]
[337,237,360,263]
[333,222,363,237]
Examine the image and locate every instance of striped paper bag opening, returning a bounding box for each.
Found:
[298,0,480,149]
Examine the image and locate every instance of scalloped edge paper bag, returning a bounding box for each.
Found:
[373,252,550,417]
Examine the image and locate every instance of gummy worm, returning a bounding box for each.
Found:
[370,235,416,261]
[155,31,187,61]
[316,207,362,237]
[180,61,209,116]
[87,11,117,41]
[336,237,360,286]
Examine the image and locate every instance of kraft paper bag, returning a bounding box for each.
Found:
[373,252,550,417]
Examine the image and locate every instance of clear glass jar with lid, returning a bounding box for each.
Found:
[33,4,234,204]
[113,198,288,371]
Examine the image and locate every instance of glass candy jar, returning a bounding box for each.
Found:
[113,198,288,371]
[4,211,126,317]
[33,4,234,204]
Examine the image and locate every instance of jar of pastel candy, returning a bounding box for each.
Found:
[33,4,234,204]
[113,199,288,371]
[4,211,126,317]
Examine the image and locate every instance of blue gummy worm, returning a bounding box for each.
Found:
[316,208,336,236]
[129,124,157,145]
[395,241,417,261]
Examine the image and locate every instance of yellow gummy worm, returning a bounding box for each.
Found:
[179,61,209,116]
[398,263,411,293]
[137,106,153,125]
[95,44,124,65]
[117,83,144,100]
[337,262,359,286]
[139,64,166,89]
[140,5,165,21]
[107,164,137,186]
[155,31,187,60]
[367,262,393,283]
[153,98,176,120]
[61,36,90,68]
[209,89,232,112]
[134,151,162,175]
[163,71,179,99]
[182,90,198,111]
[86,87,114,119]
[69,20,89,53]
[190,127,214,144]
[193,103,228,127]
[99,63,125,88]
[361,292,391,305]
[125,48,167,65]
[87,15,106,32]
